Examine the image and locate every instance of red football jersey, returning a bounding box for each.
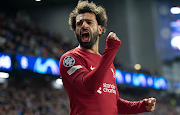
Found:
[59,39,148,115]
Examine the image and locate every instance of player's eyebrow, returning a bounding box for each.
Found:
[85,19,93,22]
[76,19,94,23]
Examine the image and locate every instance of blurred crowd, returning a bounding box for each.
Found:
[119,92,180,115]
[0,84,179,115]
[0,85,70,115]
[0,11,75,60]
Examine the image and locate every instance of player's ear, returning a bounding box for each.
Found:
[98,25,103,35]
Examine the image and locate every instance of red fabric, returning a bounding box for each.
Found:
[117,97,148,114]
[59,39,148,115]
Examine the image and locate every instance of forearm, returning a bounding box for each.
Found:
[117,98,148,114]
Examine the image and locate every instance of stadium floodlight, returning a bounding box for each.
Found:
[170,7,180,14]
[0,72,9,78]
[134,64,141,70]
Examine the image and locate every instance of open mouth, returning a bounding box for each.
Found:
[81,30,91,42]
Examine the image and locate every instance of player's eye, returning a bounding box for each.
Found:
[87,21,92,24]
[76,21,83,26]
[76,21,82,26]
[76,22,80,26]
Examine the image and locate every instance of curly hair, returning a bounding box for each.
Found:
[69,0,107,36]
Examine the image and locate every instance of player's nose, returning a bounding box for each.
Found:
[82,21,88,28]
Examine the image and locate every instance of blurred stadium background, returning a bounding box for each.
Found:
[0,0,180,114]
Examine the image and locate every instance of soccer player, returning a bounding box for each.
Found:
[59,0,156,115]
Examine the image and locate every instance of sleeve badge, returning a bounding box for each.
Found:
[63,56,75,67]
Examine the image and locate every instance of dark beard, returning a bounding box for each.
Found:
[76,29,99,49]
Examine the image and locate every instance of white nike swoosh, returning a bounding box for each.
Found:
[90,66,95,70]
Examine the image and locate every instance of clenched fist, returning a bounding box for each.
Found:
[144,97,156,112]
[107,32,120,42]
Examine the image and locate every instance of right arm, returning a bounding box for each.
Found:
[59,32,121,93]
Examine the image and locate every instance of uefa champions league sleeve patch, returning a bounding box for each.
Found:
[63,56,75,67]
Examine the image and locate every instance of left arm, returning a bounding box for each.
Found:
[116,92,156,114]
[117,97,148,114]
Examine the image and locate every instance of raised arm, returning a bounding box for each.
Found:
[59,32,121,93]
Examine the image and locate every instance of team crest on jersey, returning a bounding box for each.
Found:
[63,56,75,67]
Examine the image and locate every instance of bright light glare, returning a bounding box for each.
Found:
[134,64,141,70]
[171,36,180,50]
[35,0,41,1]
[21,56,28,69]
[125,73,131,83]
[52,79,63,89]
[0,55,11,69]
[56,78,63,85]
[170,7,180,14]
[0,72,9,78]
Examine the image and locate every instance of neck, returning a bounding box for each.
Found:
[78,38,100,54]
